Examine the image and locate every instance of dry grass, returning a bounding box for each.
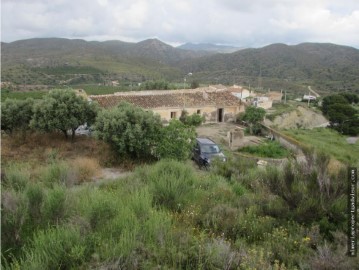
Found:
[327,158,345,176]
[1,131,116,167]
[71,157,102,183]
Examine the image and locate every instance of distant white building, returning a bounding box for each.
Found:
[229,85,253,101]
[303,95,317,101]
[253,96,273,109]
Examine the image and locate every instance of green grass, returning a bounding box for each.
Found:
[266,102,297,121]
[282,128,359,166]
[239,140,291,158]
[1,89,47,101]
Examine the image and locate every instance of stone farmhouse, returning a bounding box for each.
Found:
[89,86,244,123]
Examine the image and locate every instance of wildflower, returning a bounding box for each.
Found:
[303,236,311,243]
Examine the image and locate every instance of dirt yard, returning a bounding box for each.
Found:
[196,122,263,150]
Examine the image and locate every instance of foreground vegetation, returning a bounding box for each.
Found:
[2,88,358,269]
[1,148,357,269]
[239,141,291,159]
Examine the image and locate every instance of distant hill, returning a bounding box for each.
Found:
[177,43,241,53]
[1,38,206,86]
[180,43,359,94]
[1,38,359,94]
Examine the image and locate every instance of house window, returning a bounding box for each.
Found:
[170,112,177,119]
[197,109,201,114]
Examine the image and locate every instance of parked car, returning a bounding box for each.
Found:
[75,124,92,136]
[192,137,226,168]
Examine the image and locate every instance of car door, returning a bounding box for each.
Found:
[193,142,201,163]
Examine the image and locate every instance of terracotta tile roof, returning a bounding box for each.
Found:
[90,89,240,109]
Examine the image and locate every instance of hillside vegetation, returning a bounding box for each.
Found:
[2,142,357,269]
[1,89,357,268]
[2,38,359,96]
[282,128,359,166]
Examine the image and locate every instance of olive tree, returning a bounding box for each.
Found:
[1,98,34,134]
[30,89,98,140]
[94,102,162,160]
[239,106,266,135]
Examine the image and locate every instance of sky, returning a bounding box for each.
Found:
[2,0,359,48]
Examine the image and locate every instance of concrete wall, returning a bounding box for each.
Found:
[261,124,306,155]
[253,99,273,110]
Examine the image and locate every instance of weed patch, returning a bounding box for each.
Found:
[239,140,290,158]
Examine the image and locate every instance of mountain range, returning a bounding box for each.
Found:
[2,38,359,94]
[177,43,241,53]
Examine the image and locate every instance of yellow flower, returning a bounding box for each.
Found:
[303,236,311,242]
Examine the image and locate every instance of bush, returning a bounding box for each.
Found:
[203,204,239,239]
[18,226,89,269]
[3,163,30,191]
[71,157,101,183]
[141,160,196,211]
[40,161,71,187]
[1,190,28,261]
[179,110,205,126]
[1,98,34,134]
[239,141,290,158]
[42,185,67,225]
[25,183,45,227]
[94,102,162,160]
[156,119,196,160]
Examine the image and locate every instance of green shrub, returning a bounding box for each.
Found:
[1,190,28,262]
[236,212,276,243]
[237,247,273,270]
[203,204,239,239]
[41,185,67,225]
[141,160,196,211]
[179,110,205,126]
[18,226,88,269]
[204,237,241,269]
[211,155,257,181]
[232,182,247,197]
[3,163,30,191]
[40,161,71,187]
[89,199,118,230]
[25,183,45,227]
[239,141,290,158]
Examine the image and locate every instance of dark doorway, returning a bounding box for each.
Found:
[217,108,224,122]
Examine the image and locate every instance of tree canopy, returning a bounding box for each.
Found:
[30,89,98,140]
[239,106,266,135]
[94,102,163,160]
[321,93,359,135]
[321,94,348,115]
[1,98,34,134]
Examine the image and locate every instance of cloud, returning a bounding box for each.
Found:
[1,0,359,48]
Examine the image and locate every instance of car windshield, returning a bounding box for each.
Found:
[201,144,220,154]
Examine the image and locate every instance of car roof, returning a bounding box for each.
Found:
[196,137,216,145]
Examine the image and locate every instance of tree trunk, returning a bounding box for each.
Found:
[249,123,253,135]
[62,129,68,140]
[71,128,76,142]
